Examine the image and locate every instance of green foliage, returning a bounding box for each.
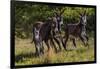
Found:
[15,2,95,38]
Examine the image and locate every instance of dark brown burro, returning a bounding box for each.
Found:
[31,9,65,56]
[63,11,89,49]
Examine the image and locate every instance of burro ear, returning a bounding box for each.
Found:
[78,12,82,16]
[60,8,66,15]
[83,10,86,16]
[53,8,59,16]
[53,10,58,16]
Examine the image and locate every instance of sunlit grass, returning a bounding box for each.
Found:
[15,37,95,66]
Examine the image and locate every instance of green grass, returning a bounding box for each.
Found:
[15,37,95,66]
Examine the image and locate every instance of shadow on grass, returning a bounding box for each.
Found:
[15,52,37,63]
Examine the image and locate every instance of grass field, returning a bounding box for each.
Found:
[15,37,95,66]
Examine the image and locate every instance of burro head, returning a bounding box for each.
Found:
[79,11,87,26]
